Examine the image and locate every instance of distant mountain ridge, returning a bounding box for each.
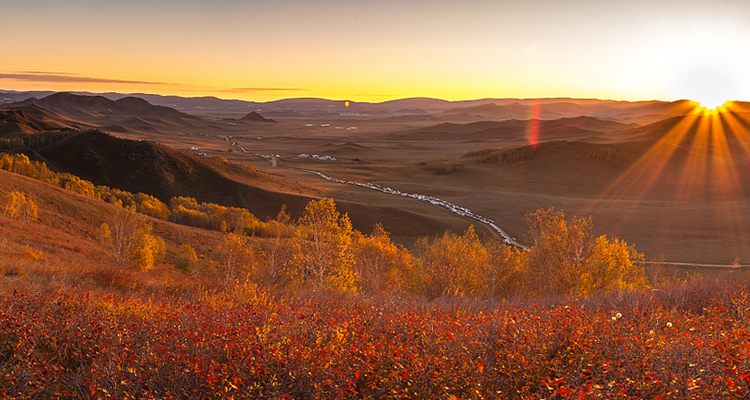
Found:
[393,115,638,142]
[4,92,200,121]
[0,89,699,123]
[1,92,203,134]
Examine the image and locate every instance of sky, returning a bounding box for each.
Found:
[2,0,750,104]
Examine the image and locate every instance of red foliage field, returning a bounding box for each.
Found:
[2,275,749,399]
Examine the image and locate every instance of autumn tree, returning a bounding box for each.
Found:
[523,207,645,297]
[100,209,163,271]
[0,153,58,184]
[582,235,647,295]
[135,193,171,221]
[483,237,523,299]
[1,191,38,222]
[254,207,295,287]
[293,198,357,293]
[350,223,415,295]
[415,226,489,298]
[175,244,199,271]
[213,232,255,286]
[61,174,99,199]
[225,206,261,235]
[170,196,209,228]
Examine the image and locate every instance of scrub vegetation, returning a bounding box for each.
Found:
[1,153,747,398]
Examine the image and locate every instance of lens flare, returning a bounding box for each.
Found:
[526,100,541,148]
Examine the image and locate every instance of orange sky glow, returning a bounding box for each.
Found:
[2,0,750,103]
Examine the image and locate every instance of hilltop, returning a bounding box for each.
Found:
[240,111,277,123]
[2,92,202,135]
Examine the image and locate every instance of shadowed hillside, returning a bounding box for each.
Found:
[392,118,605,141]
[23,130,314,219]
[4,130,473,240]
[0,168,225,273]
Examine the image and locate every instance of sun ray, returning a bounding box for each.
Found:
[526,100,541,149]
[584,101,750,262]
[676,109,711,200]
[580,110,702,237]
[591,109,700,202]
[724,107,750,157]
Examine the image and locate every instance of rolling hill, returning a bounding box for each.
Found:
[21,130,315,217]
[391,118,609,142]
[0,108,78,137]
[4,92,202,134]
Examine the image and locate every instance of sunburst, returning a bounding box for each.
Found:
[583,101,750,262]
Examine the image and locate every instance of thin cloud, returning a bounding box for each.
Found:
[18,71,73,76]
[218,87,309,93]
[0,71,177,86]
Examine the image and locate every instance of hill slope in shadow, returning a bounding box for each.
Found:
[10,130,470,240]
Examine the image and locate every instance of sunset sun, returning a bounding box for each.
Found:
[694,98,727,113]
[665,26,750,114]
[673,57,748,113]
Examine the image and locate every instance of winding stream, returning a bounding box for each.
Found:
[219,134,524,247]
[305,170,526,248]
[219,136,750,267]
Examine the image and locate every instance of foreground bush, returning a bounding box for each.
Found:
[1,274,749,399]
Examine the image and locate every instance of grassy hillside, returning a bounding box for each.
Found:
[0,169,225,293]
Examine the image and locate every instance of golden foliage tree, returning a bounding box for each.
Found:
[583,235,647,295]
[523,207,646,297]
[100,209,162,271]
[1,191,38,222]
[214,232,255,286]
[61,174,99,199]
[0,153,58,184]
[484,237,523,300]
[294,198,357,293]
[135,193,171,221]
[350,223,415,295]
[415,226,489,298]
[175,244,199,272]
[255,207,295,286]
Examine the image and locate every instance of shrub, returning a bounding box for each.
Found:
[175,244,199,272]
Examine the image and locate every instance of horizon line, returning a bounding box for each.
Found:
[0,88,697,105]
